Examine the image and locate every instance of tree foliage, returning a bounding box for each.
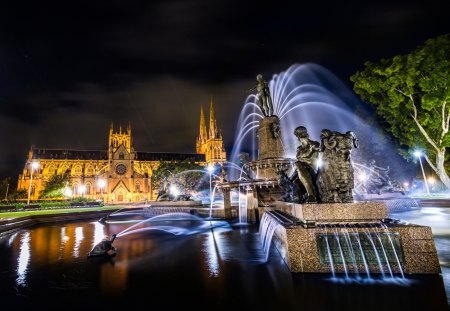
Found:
[40,173,71,198]
[0,177,27,201]
[350,33,450,188]
[151,159,206,194]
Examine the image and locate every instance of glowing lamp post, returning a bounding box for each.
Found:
[414,150,430,195]
[64,187,73,198]
[207,164,214,203]
[27,161,39,205]
[79,184,86,198]
[98,179,106,201]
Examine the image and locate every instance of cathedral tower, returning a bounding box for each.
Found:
[109,122,133,155]
[196,98,227,165]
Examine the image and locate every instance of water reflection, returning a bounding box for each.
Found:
[73,227,84,258]
[390,207,450,305]
[16,232,30,286]
[92,221,106,247]
[203,230,220,277]
[0,210,448,310]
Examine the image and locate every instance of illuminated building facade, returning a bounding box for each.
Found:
[196,98,227,165]
[18,124,205,202]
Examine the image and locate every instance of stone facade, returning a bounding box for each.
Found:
[18,124,205,203]
[196,98,227,165]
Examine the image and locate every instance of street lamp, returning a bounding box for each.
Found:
[64,187,73,198]
[97,179,106,201]
[79,184,86,198]
[207,164,214,203]
[414,150,430,195]
[27,161,39,205]
[4,183,9,201]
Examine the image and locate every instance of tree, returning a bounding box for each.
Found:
[350,33,450,189]
[151,159,206,195]
[40,173,71,199]
[0,177,11,201]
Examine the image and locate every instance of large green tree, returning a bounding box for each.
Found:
[151,159,206,195]
[350,33,450,188]
[40,173,71,199]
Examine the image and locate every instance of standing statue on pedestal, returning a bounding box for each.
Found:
[251,74,274,117]
[294,126,320,202]
[316,129,358,203]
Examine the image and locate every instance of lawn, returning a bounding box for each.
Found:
[0,206,122,220]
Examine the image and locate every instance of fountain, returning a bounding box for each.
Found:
[218,66,441,276]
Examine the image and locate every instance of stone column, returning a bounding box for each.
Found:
[222,188,233,219]
[246,186,259,223]
[258,116,284,160]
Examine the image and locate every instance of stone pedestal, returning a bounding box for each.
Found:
[261,201,441,274]
[258,116,284,160]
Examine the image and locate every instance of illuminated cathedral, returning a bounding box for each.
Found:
[18,100,226,203]
[196,98,227,165]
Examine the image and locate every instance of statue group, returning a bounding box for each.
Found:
[250,74,359,204]
[279,126,358,204]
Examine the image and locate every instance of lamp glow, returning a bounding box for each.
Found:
[170,184,180,197]
[413,150,430,195]
[27,161,39,205]
[64,188,73,197]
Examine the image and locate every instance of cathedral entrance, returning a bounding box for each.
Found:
[117,194,123,202]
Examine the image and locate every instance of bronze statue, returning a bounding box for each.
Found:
[276,168,294,202]
[365,159,394,194]
[316,130,358,203]
[250,74,274,117]
[294,126,320,202]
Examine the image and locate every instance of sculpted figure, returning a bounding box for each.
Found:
[316,130,358,203]
[365,159,394,194]
[271,121,281,139]
[294,126,320,202]
[250,74,274,117]
[276,168,294,202]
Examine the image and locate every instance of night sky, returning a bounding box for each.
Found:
[1,0,449,179]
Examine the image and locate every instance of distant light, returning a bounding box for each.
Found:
[414,150,422,158]
[97,179,106,188]
[64,188,73,197]
[403,182,409,188]
[31,161,39,169]
[79,185,86,194]
[315,158,323,168]
[207,165,214,174]
[358,172,368,182]
[428,177,436,184]
[170,185,180,196]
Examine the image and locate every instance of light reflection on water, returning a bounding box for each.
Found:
[390,207,450,305]
[16,232,30,286]
[203,230,220,277]
[73,227,84,258]
[0,208,448,310]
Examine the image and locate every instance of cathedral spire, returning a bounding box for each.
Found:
[199,106,207,143]
[209,97,218,139]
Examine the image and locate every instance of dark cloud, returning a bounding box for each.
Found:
[0,0,449,178]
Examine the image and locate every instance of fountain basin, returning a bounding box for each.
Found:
[262,202,441,275]
[149,200,203,207]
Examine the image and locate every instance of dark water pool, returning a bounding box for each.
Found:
[0,210,448,311]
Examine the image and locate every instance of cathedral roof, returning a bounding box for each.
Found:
[31,148,205,162]
[32,148,108,160]
[135,152,205,162]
